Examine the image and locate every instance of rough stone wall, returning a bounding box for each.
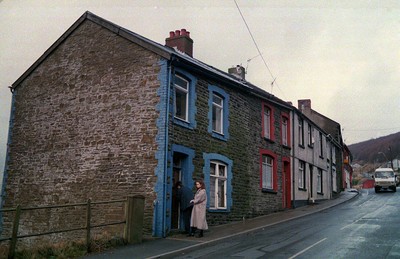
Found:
[170,73,291,225]
[3,20,160,243]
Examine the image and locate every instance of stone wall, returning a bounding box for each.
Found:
[170,72,291,224]
[3,20,160,243]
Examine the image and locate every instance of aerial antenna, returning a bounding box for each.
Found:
[246,53,262,73]
[271,77,276,94]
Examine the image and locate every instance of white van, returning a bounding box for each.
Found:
[373,168,397,193]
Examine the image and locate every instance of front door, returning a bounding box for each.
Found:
[171,154,183,230]
[283,161,291,208]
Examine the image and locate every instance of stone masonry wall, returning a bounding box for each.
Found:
[170,72,291,225]
[3,20,161,244]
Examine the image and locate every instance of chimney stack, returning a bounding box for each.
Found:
[298,99,311,112]
[165,29,193,57]
[228,65,246,80]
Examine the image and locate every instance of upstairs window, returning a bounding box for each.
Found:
[173,70,197,129]
[212,94,223,134]
[319,132,324,158]
[174,75,189,121]
[281,114,290,146]
[262,103,275,141]
[308,124,314,147]
[264,108,271,139]
[298,118,304,147]
[208,85,230,141]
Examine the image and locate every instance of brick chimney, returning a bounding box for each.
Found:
[165,29,193,57]
[298,99,311,112]
[228,65,246,80]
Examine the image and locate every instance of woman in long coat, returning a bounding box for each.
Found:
[189,180,208,237]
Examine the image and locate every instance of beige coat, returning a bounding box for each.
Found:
[190,188,208,230]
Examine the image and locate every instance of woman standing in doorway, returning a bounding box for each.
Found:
[189,180,208,238]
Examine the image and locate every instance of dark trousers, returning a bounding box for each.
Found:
[182,206,193,233]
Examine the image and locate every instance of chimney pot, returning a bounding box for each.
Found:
[165,28,194,57]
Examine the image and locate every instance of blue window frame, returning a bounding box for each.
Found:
[173,69,197,129]
[207,85,229,141]
[203,153,233,212]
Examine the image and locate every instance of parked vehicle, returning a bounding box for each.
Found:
[373,168,397,193]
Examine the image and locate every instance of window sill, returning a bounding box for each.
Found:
[264,137,275,144]
[282,144,291,150]
[173,117,195,129]
[319,155,324,159]
[211,131,228,141]
[298,144,305,149]
[262,188,277,194]
[308,144,314,149]
[298,188,307,192]
[208,208,230,213]
[317,192,324,195]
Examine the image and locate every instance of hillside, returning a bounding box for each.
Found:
[348,131,400,164]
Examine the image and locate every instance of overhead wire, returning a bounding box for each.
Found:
[233,0,286,99]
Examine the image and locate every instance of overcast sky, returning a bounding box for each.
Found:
[1,0,400,171]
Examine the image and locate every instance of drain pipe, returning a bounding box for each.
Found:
[291,111,296,208]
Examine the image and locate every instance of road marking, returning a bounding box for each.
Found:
[288,238,327,259]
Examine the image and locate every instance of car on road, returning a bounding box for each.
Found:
[373,168,397,193]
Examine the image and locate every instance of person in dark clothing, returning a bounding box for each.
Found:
[175,181,194,233]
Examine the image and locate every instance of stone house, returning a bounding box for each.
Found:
[1,11,297,241]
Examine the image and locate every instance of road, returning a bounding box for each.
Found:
[174,188,400,259]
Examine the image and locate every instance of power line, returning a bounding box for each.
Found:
[234,0,286,99]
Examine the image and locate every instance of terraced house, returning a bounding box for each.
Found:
[1,11,346,244]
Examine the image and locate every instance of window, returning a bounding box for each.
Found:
[298,161,306,189]
[262,155,273,189]
[264,108,271,138]
[308,124,314,147]
[203,153,232,212]
[262,103,275,141]
[319,132,324,158]
[259,149,278,192]
[317,168,323,194]
[212,94,223,134]
[298,118,304,147]
[281,115,289,146]
[173,70,197,129]
[332,168,337,192]
[174,75,189,121]
[208,85,230,141]
[210,161,227,209]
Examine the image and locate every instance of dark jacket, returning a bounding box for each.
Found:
[177,185,194,210]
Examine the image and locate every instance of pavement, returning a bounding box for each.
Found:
[84,189,360,259]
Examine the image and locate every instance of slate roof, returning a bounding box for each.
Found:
[11,11,292,110]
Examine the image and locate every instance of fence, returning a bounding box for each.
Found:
[0,195,145,259]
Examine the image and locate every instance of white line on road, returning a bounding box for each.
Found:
[288,238,327,259]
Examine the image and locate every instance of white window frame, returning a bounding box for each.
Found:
[282,116,288,146]
[174,75,189,121]
[298,119,304,146]
[317,168,323,193]
[262,155,274,189]
[210,161,227,209]
[212,93,223,134]
[264,108,271,139]
[299,161,305,189]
